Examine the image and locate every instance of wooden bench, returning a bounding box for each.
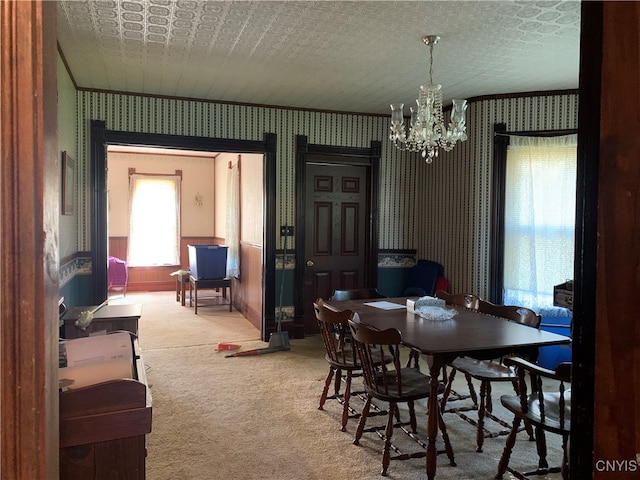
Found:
[188,275,232,314]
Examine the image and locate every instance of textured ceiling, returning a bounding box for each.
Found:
[57,1,581,115]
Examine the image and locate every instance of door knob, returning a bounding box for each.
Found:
[306,260,314,267]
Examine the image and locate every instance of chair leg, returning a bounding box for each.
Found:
[437,404,456,466]
[561,433,570,480]
[353,395,372,445]
[381,403,397,476]
[534,426,550,471]
[440,367,457,411]
[406,349,420,368]
[318,367,335,410]
[334,368,342,397]
[466,373,478,406]
[408,400,417,433]
[495,417,522,479]
[476,380,488,452]
[340,371,353,432]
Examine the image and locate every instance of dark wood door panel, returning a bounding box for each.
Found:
[341,203,359,254]
[303,163,368,332]
[314,202,333,255]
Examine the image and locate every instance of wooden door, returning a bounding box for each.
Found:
[294,137,380,338]
[302,163,372,333]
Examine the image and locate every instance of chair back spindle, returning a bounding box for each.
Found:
[348,312,402,397]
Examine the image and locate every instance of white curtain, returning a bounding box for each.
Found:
[226,163,240,277]
[128,174,181,266]
[503,134,577,309]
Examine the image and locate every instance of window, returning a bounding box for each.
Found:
[501,134,577,309]
[128,173,181,266]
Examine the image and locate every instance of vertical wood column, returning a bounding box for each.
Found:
[0,1,59,478]
[592,2,640,478]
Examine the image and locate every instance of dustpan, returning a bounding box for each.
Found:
[267,330,290,350]
[215,342,241,352]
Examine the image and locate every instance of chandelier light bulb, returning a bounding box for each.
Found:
[389,35,467,163]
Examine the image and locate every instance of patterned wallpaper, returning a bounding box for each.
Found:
[73,88,577,299]
[416,94,578,297]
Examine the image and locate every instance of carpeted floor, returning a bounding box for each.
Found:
[109,291,564,480]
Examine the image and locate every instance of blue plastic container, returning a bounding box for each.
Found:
[537,308,572,370]
[188,245,228,280]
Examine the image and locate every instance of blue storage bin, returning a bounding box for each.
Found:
[188,245,228,280]
[537,307,572,370]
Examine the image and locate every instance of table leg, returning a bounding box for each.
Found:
[427,370,440,480]
[425,357,456,478]
[194,281,198,314]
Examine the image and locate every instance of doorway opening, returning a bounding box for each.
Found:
[90,121,277,341]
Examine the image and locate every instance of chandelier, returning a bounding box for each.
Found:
[389,35,468,163]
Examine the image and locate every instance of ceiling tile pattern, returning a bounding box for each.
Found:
[57,1,581,115]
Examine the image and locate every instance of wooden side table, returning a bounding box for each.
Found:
[61,304,143,339]
[171,270,190,306]
[188,275,232,314]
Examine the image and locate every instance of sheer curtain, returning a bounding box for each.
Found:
[503,134,577,309]
[128,174,181,266]
[225,163,240,277]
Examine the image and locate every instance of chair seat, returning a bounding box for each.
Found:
[501,391,571,435]
[326,346,390,370]
[367,368,436,401]
[451,357,515,380]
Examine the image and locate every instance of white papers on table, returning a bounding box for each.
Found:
[363,301,406,310]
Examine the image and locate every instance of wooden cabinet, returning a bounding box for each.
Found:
[59,333,152,479]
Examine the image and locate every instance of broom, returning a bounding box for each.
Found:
[227,225,291,358]
[266,223,291,350]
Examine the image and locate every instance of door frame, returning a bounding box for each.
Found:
[293,135,381,336]
[90,121,277,340]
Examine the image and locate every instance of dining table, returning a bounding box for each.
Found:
[323,296,572,480]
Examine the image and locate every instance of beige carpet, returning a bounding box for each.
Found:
[109,292,564,480]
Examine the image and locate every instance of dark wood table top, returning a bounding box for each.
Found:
[324,297,571,359]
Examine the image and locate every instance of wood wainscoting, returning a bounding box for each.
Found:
[235,241,263,330]
[109,236,220,292]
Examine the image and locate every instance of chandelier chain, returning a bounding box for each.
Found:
[429,42,434,86]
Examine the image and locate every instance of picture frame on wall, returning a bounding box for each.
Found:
[62,151,75,215]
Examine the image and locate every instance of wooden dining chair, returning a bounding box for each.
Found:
[434,290,481,310]
[439,299,541,452]
[435,290,482,399]
[313,298,361,431]
[329,288,387,301]
[348,312,455,476]
[330,288,420,368]
[495,357,571,480]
